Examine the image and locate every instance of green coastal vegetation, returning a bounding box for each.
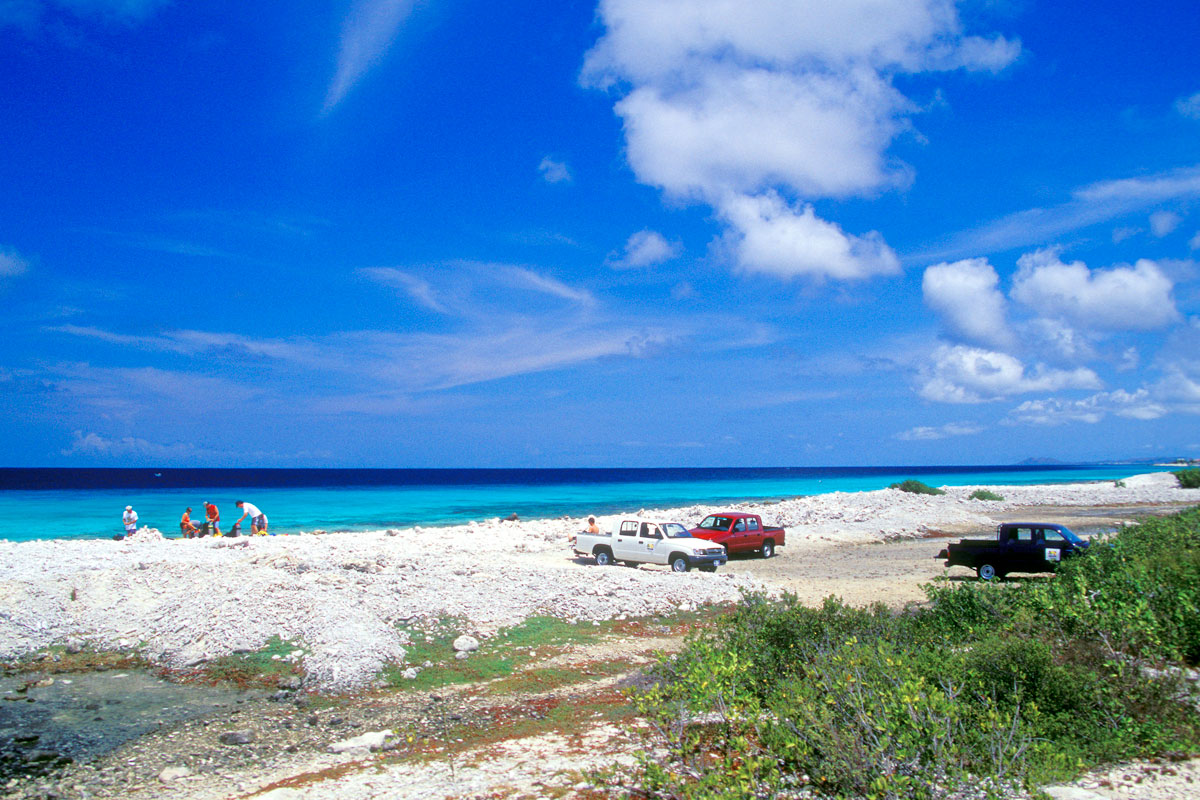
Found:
[613,508,1200,799]
[888,480,946,496]
[969,489,1005,501]
[1176,468,1200,489]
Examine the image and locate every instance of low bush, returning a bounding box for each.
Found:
[889,479,945,495]
[1175,468,1200,488]
[615,510,1200,798]
[969,489,1005,501]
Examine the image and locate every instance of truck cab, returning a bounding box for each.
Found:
[937,522,1088,580]
[689,512,785,558]
[573,517,728,572]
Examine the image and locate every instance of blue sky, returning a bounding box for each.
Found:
[1,0,1198,468]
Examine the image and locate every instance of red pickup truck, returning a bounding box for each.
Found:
[689,512,785,558]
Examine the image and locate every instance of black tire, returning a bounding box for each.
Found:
[977,563,998,581]
[594,548,613,566]
[669,554,690,573]
[761,539,775,559]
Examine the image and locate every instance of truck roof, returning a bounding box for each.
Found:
[703,511,758,519]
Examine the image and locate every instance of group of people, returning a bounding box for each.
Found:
[120,500,270,540]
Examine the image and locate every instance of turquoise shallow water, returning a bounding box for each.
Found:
[0,465,1158,542]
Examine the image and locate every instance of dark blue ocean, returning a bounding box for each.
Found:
[0,465,1157,542]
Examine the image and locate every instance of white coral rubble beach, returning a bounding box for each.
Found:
[0,472,1196,692]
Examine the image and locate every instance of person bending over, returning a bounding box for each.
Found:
[235,500,268,535]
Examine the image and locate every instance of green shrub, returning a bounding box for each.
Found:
[613,510,1200,798]
[969,489,1005,501]
[1175,468,1200,488]
[889,479,946,495]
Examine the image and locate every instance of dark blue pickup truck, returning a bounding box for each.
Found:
[936,522,1089,580]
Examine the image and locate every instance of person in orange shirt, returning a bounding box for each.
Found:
[180,507,200,538]
[204,501,221,537]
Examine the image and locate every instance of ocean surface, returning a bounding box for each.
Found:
[0,465,1159,543]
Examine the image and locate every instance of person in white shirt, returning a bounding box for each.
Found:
[235,500,268,535]
[122,505,138,538]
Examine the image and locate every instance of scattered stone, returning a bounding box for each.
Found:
[159,766,191,782]
[327,729,393,754]
[1041,787,1107,800]
[452,635,480,653]
[218,731,256,746]
[401,667,419,680]
[454,651,470,661]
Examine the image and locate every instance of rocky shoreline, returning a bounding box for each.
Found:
[1,472,1198,799]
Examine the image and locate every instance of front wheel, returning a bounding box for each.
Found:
[670,555,690,573]
[594,548,613,566]
[977,563,998,581]
[761,540,775,559]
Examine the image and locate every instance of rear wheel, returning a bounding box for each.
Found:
[594,548,613,566]
[670,555,690,573]
[761,539,775,559]
[977,563,998,581]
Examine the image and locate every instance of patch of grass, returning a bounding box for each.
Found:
[482,659,631,696]
[1174,468,1200,489]
[0,645,150,675]
[198,636,305,689]
[889,479,946,495]
[385,611,717,693]
[969,489,1005,501]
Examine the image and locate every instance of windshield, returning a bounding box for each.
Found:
[663,523,692,538]
[1057,526,1084,545]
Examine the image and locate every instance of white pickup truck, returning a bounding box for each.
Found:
[573,517,728,572]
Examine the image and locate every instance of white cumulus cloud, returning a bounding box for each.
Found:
[922,258,1012,349]
[1008,389,1166,426]
[1150,210,1182,237]
[1011,250,1180,331]
[919,344,1101,404]
[584,0,1018,282]
[612,229,679,269]
[720,193,899,280]
[538,157,572,184]
[895,422,983,441]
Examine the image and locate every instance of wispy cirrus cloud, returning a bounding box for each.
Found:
[358,267,449,313]
[324,0,418,113]
[914,165,1200,263]
[0,246,30,278]
[0,0,170,30]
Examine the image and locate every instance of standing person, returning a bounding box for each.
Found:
[204,501,221,537]
[122,505,138,539]
[235,500,268,535]
[180,507,199,539]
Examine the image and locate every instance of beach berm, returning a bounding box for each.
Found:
[1,472,1196,693]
